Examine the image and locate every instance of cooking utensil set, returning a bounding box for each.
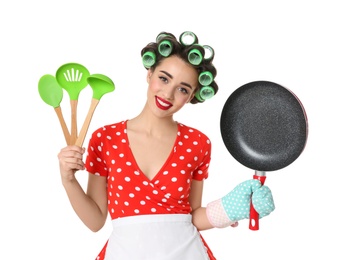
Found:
[38,62,115,146]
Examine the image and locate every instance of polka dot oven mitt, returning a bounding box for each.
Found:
[206,179,275,228]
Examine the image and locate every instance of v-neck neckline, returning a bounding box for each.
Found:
[124,120,180,183]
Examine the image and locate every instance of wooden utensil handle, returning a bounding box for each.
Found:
[70,99,78,145]
[75,98,100,147]
[249,172,266,230]
[54,106,70,145]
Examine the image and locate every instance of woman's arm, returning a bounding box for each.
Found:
[58,146,108,232]
[189,180,214,231]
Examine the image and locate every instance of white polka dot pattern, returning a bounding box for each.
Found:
[221,180,259,221]
[220,179,275,222]
[85,120,211,219]
[252,185,275,218]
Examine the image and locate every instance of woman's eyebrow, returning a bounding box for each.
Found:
[160,70,173,79]
[160,70,193,89]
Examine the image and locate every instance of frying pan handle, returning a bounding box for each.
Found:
[249,172,266,230]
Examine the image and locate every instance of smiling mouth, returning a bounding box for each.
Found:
[155,96,173,110]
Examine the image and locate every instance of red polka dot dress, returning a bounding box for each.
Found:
[85,120,216,260]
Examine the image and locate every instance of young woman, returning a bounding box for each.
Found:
[57,31,275,260]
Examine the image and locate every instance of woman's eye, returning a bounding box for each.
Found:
[179,87,189,94]
[159,76,168,83]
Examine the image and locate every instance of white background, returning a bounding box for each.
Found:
[1,0,349,259]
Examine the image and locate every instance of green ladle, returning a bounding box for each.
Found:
[38,74,70,145]
[75,74,115,147]
[56,63,90,145]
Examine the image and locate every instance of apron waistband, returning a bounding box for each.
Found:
[112,214,192,227]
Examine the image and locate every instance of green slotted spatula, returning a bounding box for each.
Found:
[56,63,90,145]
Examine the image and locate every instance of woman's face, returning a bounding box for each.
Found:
[146,55,198,117]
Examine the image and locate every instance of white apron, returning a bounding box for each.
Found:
[104,214,210,260]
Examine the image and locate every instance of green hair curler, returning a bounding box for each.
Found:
[188,47,203,65]
[195,86,215,102]
[142,51,156,68]
[198,71,214,86]
[180,31,198,46]
[200,86,215,100]
[158,39,173,57]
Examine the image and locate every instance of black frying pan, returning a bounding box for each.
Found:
[220,80,308,230]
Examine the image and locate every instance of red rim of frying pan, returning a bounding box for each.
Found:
[220,80,308,230]
[220,80,308,172]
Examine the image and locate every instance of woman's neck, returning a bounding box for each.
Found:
[128,109,177,137]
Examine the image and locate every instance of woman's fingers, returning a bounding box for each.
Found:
[58,146,86,171]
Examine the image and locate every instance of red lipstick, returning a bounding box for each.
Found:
[155,96,173,110]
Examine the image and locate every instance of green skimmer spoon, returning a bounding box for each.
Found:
[56,63,90,145]
[75,74,115,147]
[38,74,70,145]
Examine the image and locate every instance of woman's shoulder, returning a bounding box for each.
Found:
[91,120,127,137]
[177,122,211,143]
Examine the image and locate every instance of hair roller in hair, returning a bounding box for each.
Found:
[200,86,215,100]
[198,71,214,86]
[195,86,215,102]
[203,45,215,62]
[158,39,173,57]
[142,51,156,68]
[156,32,174,57]
[180,31,198,46]
[187,45,203,65]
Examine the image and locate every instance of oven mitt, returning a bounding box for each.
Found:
[206,179,275,228]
